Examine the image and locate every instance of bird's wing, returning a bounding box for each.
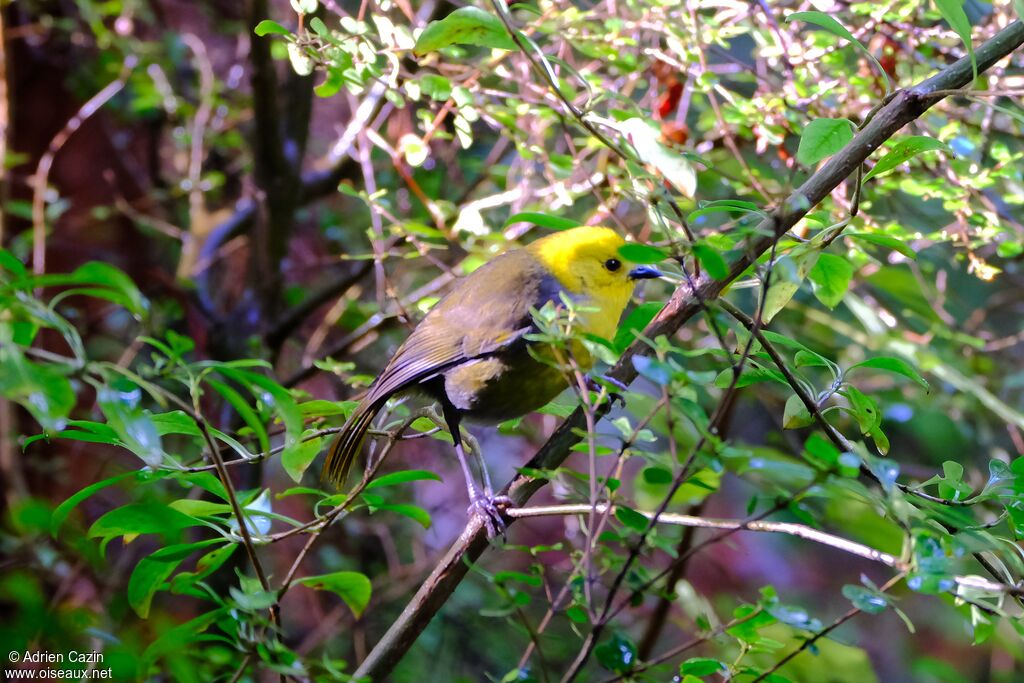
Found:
[364,252,560,404]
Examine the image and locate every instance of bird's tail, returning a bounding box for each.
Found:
[322,400,381,486]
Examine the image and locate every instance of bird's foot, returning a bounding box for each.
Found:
[468,492,512,539]
[587,375,626,409]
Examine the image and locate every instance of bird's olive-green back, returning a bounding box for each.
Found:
[364,248,559,404]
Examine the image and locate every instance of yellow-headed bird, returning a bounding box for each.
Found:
[322,226,661,533]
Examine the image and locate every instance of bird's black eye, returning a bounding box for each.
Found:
[604,258,622,272]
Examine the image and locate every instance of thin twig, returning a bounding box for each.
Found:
[506,505,1020,595]
[192,408,278,625]
[30,57,138,278]
[751,574,905,683]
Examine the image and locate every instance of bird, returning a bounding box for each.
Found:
[321,226,662,535]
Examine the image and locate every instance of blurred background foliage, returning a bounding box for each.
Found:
[1,0,1023,681]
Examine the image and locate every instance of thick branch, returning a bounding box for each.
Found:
[352,21,1024,681]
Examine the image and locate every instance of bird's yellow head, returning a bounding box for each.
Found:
[528,226,661,339]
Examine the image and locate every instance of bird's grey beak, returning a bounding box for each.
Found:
[628,265,663,281]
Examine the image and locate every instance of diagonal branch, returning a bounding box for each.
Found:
[351,20,1024,682]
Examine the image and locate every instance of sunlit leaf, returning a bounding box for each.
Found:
[849,356,929,390]
[934,0,977,81]
[616,117,696,197]
[504,212,581,231]
[808,253,853,308]
[864,136,952,181]
[413,7,516,56]
[254,20,291,37]
[786,11,891,91]
[847,233,917,259]
[797,118,854,166]
[617,243,668,264]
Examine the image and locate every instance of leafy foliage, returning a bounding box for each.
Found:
[2,0,1023,681]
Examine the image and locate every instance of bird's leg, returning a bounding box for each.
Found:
[441,401,508,539]
[462,431,512,508]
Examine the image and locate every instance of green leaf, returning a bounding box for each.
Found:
[0,348,75,432]
[170,543,238,592]
[938,460,971,500]
[642,467,674,485]
[375,503,432,528]
[842,584,889,614]
[762,280,800,323]
[253,19,291,37]
[786,11,860,44]
[794,349,830,368]
[287,43,314,76]
[617,118,696,197]
[934,0,976,81]
[365,469,443,490]
[413,7,516,56]
[783,394,814,429]
[315,68,345,98]
[868,423,890,456]
[207,378,269,456]
[129,540,223,618]
[617,243,667,264]
[786,11,891,91]
[504,212,581,231]
[298,571,372,617]
[808,253,853,308]
[0,248,27,277]
[796,118,854,166]
[595,633,637,674]
[614,301,662,352]
[680,658,725,676]
[767,602,822,631]
[849,356,929,390]
[494,570,543,589]
[863,136,953,181]
[69,262,148,316]
[218,367,303,464]
[290,0,318,13]
[692,244,728,280]
[151,411,203,437]
[615,506,649,532]
[309,16,328,36]
[96,382,164,467]
[842,385,881,433]
[281,435,323,483]
[299,399,356,417]
[632,356,673,385]
[566,605,588,623]
[418,74,452,100]
[26,426,119,447]
[714,364,787,389]
[141,608,228,671]
[51,472,139,537]
[846,233,916,259]
[803,433,839,468]
[687,199,762,223]
[88,503,202,542]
